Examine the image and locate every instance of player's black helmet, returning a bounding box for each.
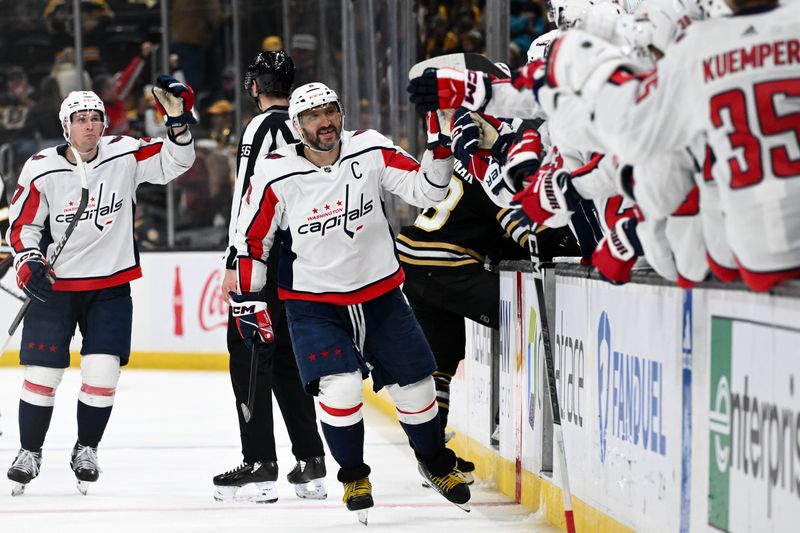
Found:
[243,51,295,97]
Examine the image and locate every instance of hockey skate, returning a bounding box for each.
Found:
[286,456,327,500]
[456,457,475,484]
[70,442,100,495]
[342,476,373,526]
[7,449,41,496]
[212,461,278,503]
[418,461,471,512]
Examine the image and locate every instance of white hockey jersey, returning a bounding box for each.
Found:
[235,129,454,304]
[7,133,195,290]
[586,3,800,290]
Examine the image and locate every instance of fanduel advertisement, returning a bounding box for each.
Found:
[708,316,800,532]
[555,277,682,532]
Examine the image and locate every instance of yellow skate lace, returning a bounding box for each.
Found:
[342,477,372,503]
[428,469,466,492]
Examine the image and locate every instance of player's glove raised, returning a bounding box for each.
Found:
[15,250,55,303]
[152,75,197,127]
[502,129,543,193]
[408,67,491,114]
[511,167,578,228]
[592,216,643,285]
[229,292,274,349]
[425,110,454,157]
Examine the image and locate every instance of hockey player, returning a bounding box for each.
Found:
[398,108,577,481]
[213,50,327,504]
[232,82,470,522]
[5,79,196,496]
[539,0,800,291]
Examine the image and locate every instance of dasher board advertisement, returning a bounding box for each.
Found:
[707,291,800,533]
[0,252,228,355]
[555,276,683,532]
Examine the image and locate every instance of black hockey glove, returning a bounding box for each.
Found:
[152,75,197,127]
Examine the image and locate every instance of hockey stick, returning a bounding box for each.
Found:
[527,227,576,533]
[409,52,510,80]
[0,147,90,355]
[240,339,258,423]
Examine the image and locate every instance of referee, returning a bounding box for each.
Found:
[213,51,326,503]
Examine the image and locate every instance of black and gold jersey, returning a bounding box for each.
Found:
[396,159,528,269]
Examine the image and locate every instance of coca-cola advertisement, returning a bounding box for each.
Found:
[130,252,229,354]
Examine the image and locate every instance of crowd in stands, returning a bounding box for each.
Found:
[0,0,549,250]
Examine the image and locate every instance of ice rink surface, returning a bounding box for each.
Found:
[0,368,557,533]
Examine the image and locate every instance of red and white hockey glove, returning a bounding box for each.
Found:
[15,250,55,303]
[229,292,274,348]
[408,67,491,114]
[425,110,453,158]
[511,167,577,228]
[592,217,643,285]
[152,75,197,127]
[501,128,543,193]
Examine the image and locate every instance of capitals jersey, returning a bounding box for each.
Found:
[8,133,195,290]
[586,3,800,290]
[397,159,528,269]
[235,129,453,304]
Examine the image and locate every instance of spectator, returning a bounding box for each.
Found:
[170,0,226,99]
[93,41,153,136]
[426,14,459,58]
[24,76,64,148]
[262,35,283,52]
[0,67,37,165]
[51,47,93,98]
[290,34,318,86]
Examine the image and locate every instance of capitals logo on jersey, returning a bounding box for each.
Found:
[55,182,124,231]
[298,183,373,238]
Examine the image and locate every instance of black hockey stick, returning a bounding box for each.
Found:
[0,147,90,355]
[240,339,258,423]
[527,228,576,533]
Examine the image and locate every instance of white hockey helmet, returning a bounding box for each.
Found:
[527,29,559,64]
[59,90,107,142]
[634,0,691,54]
[288,82,343,127]
[675,0,730,19]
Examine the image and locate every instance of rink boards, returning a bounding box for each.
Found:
[0,252,798,532]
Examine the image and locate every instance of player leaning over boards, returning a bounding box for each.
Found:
[213,50,327,504]
[232,82,470,523]
[5,79,196,496]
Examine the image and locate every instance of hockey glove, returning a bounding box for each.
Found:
[450,108,481,169]
[229,292,274,349]
[408,67,491,114]
[425,110,453,157]
[15,250,55,303]
[152,75,197,127]
[501,128,543,193]
[592,216,643,285]
[511,167,578,228]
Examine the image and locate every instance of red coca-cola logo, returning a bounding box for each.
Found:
[199,270,229,331]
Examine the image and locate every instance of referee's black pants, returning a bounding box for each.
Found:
[227,283,324,464]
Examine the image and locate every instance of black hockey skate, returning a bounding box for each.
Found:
[70,442,100,495]
[343,476,373,526]
[286,456,327,500]
[418,461,471,512]
[212,461,278,503]
[7,449,41,496]
[456,456,475,484]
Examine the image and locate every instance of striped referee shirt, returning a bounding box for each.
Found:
[224,104,298,269]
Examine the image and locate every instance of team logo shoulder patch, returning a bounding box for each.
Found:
[31,153,46,161]
[109,136,124,144]
[353,130,366,136]
[266,153,284,160]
